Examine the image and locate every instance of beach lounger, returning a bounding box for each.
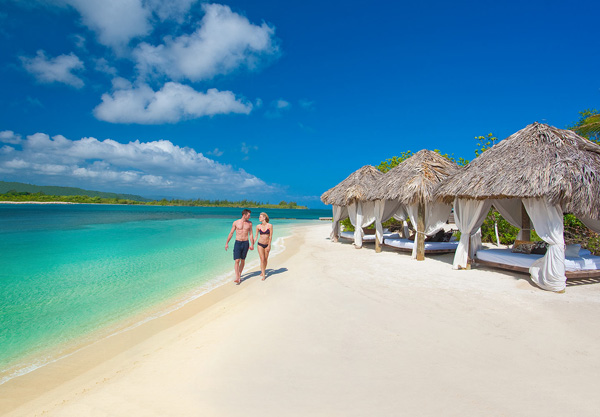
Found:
[382,237,459,254]
[475,248,600,279]
[339,231,400,243]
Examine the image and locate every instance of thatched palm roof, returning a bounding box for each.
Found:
[321,165,383,206]
[366,149,459,206]
[435,122,600,219]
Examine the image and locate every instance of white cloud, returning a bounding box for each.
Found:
[20,50,85,88]
[64,0,151,51]
[57,0,198,51]
[207,148,224,157]
[72,34,86,50]
[94,57,118,76]
[0,130,22,144]
[275,99,290,109]
[133,3,278,81]
[299,99,315,110]
[240,142,258,160]
[26,97,44,108]
[265,98,291,118]
[93,82,252,124]
[144,0,196,23]
[0,131,276,196]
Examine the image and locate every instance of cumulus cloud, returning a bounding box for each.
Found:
[0,131,275,196]
[144,0,196,23]
[0,130,22,144]
[133,3,278,81]
[63,0,151,51]
[20,50,85,88]
[93,82,252,124]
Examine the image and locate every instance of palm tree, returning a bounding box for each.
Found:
[568,109,600,144]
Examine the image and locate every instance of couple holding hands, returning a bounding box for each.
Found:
[225,209,273,284]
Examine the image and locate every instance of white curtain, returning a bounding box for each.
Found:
[452,198,492,269]
[374,200,407,244]
[406,202,453,259]
[492,198,529,240]
[348,201,376,248]
[522,198,566,292]
[330,205,348,242]
[493,198,539,241]
[580,216,600,234]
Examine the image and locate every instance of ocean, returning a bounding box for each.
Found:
[0,204,330,384]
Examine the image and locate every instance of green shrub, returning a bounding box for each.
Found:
[480,209,599,255]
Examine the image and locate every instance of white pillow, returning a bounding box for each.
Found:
[565,244,581,258]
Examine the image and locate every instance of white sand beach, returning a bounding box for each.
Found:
[2,222,600,417]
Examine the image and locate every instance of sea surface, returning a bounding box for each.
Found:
[0,204,330,384]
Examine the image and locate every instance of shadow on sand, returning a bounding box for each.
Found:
[238,267,289,284]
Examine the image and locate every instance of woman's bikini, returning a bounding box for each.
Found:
[257,227,270,249]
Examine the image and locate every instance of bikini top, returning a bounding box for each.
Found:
[259,228,270,235]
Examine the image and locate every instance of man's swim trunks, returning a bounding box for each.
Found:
[233,240,250,260]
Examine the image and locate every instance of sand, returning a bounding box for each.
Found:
[2,222,600,417]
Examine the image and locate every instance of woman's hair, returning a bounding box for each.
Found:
[260,212,269,223]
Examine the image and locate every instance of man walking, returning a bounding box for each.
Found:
[225,209,254,284]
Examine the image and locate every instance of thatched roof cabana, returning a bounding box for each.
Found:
[436,122,600,220]
[321,165,383,206]
[367,149,459,205]
[434,122,600,292]
[365,150,459,259]
[321,165,384,247]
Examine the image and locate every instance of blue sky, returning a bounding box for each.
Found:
[0,0,598,208]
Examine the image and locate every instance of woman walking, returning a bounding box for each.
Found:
[255,212,273,280]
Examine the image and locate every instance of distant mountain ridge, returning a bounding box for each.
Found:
[0,181,152,202]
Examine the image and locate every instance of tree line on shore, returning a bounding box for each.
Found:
[0,190,306,209]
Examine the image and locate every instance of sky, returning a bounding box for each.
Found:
[0,0,598,208]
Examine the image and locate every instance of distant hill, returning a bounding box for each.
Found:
[0,181,152,202]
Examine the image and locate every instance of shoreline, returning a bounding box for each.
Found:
[3,222,600,416]
[0,224,303,403]
[0,224,306,415]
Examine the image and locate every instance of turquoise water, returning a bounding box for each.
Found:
[0,204,329,383]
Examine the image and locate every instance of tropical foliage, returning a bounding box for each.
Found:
[0,191,307,209]
[567,108,600,144]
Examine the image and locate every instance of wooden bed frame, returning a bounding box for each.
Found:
[474,257,600,279]
[339,235,456,254]
[382,241,457,255]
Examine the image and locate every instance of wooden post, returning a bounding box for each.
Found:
[466,237,472,269]
[416,202,425,261]
[521,203,531,241]
[375,230,382,253]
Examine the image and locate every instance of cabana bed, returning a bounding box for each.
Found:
[475,248,600,279]
[339,230,400,243]
[383,237,458,254]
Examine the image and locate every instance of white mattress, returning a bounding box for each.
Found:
[475,248,600,272]
[383,238,459,251]
[339,231,400,242]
